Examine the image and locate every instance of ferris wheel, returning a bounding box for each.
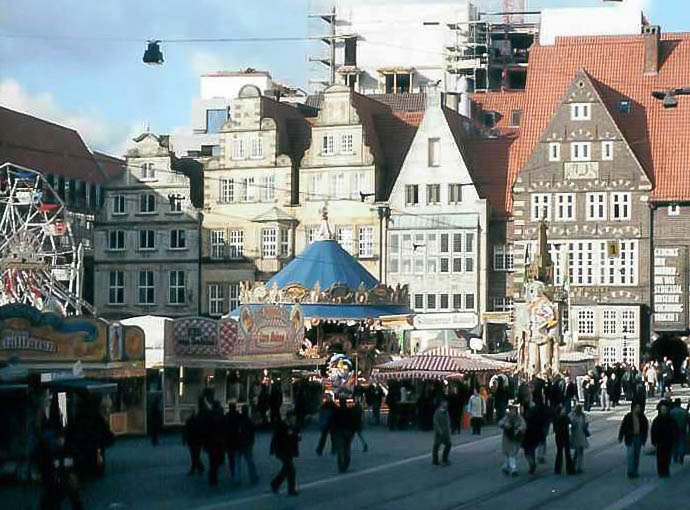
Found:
[0,162,93,316]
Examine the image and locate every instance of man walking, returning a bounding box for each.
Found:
[670,398,689,465]
[651,401,678,477]
[233,406,258,485]
[205,401,226,487]
[498,405,526,476]
[270,410,300,496]
[553,405,575,475]
[618,402,649,478]
[432,399,452,466]
[315,394,337,456]
[224,401,240,480]
[523,401,548,475]
[182,410,204,476]
[333,396,355,473]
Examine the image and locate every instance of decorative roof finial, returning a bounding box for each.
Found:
[315,203,334,241]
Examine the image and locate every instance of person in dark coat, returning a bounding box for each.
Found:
[38,425,84,510]
[670,398,689,465]
[224,401,240,479]
[333,396,355,473]
[353,397,369,452]
[257,384,270,426]
[270,383,284,425]
[182,410,204,475]
[205,400,226,486]
[270,410,300,496]
[564,377,577,415]
[315,393,337,456]
[371,384,384,426]
[233,405,258,485]
[432,399,452,466]
[386,381,401,430]
[522,400,548,475]
[494,378,509,422]
[651,401,678,477]
[618,402,649,478]
[447,386,462,435]
[150,394,163,447]
[553,405,575,475]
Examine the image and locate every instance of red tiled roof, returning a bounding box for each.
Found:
[0,106,107,184]
[505,32,690,207]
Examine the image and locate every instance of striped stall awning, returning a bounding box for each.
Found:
[375,350,515,380]
[371,370,455,381]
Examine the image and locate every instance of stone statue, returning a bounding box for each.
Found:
[516,280,561,376]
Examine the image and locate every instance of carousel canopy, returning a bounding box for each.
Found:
[231,303,410,321]
[267,239,379,291]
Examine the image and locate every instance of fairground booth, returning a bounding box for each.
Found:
[0,304,146,479]
[163,216,411,425]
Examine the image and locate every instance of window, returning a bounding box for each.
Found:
[414,294,424,310]
[139,193,156,214]
[510,110,522,127]
[322,135,335,155]
[307,226,319,245]
[494,244,514,271]
[211,230,225,259]
[601,344,617,366]
[137,270,155,305]
[139,230,155,250]
[531,194,551,221]
[280,228,289,257]
[358,226,374,258]
[427,294,437,310]
[611,192,631,220]
[669,204,680,216]
[232,139,245,160]
[208,284,224,317]
[621,310,636,335]
[440,233,449,253]
[108,230,125,251]
[466,233,474,253]
[229,230,244,259]
[602,141,614,161]
[309,173,324,198]
[428,138,441,166]
[170,229,186,250]
[206,109,227,133]
[330,173,347,198]
[336,226,354,254]
[571,103,591,120]
[571,142,591,161]
[549,240,638,287]
[250,137,263,159]
[169,271,185,304]
[465,294,475,310]
[440,294,449,310]
[229,283,240,312]
[548,143,560,162]
[453,294,462,310]
[452,233,462,253]
[351,171,369,199]
[112,195,126,215]
[405,185,419,206]
[220,178,234,203]
[169,194,183,213]
[262,175,276,201]
[448,183,463,204]
[262,228,277,258]
[140,162,156,180]
[586,193,607,220]
[619,99,632,113]
[555,193,576,221]
[603,309,617,336]
[108,271,124,305]
[426,184,440,205]
[242,177,256,202]
[341,134,353,154]
[453,256,463,273]
[492,297,513,312]
[465,257,474,272]
[440,258,450,273]
[577,309,595,335]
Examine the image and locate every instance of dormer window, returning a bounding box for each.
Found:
[548,142,560,162]
[141,162,156,180]
[619,99,632,113]
[510,110,522,127]
[571,103,591,120]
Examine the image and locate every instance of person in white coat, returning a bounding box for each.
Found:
[467,388,487,435]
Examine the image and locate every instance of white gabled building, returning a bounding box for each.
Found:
[387,87,489,352]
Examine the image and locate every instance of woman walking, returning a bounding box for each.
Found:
[498,405,526,476]
[569,404,590,474]
[467,388,486,435]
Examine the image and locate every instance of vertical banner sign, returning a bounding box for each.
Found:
[653,246,687,330]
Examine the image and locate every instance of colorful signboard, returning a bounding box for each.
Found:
[237,305,305,356]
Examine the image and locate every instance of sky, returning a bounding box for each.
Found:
[0,0,681,156]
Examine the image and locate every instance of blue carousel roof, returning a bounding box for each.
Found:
[267,239,379,291]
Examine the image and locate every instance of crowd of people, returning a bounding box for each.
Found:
[173,359,690,498]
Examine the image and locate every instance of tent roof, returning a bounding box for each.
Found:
[229,303,410,321]
[267,239,379,291]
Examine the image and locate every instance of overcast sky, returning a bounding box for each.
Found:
[0,0,675,156]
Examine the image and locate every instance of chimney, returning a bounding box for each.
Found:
[643,25,661,75]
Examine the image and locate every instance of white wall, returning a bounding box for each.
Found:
[540,6,643,45]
